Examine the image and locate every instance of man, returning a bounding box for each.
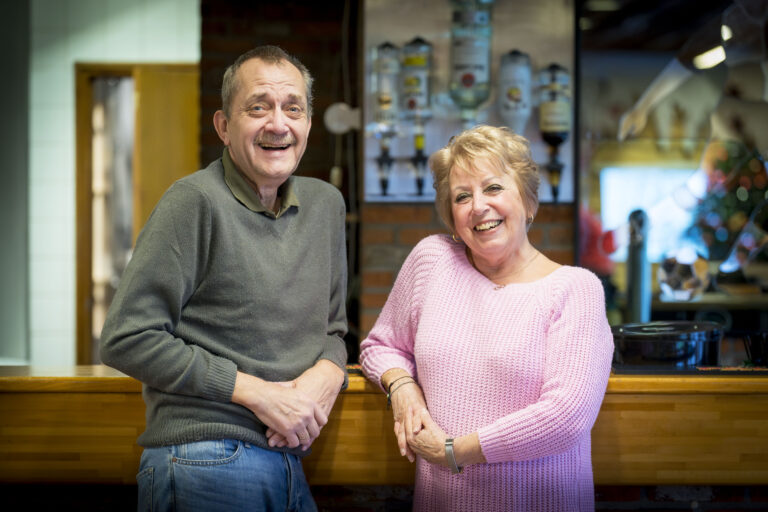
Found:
[100,45,348,512]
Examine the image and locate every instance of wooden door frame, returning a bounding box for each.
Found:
[75,63,134,365]
[75,63,200,364]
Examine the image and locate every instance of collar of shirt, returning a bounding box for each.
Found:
[221,147,300,219]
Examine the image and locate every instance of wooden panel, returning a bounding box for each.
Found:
[133,64,200,242]
[0,392,145,484]
[1,368,767,485]
[303,392,415,485]
[592,393,768,485]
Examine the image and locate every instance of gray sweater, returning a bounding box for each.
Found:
[100,154,348,454]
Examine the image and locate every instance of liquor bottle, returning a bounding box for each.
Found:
[449,0,494,127]
[498,49,532,135]
[373,42,400,195]
[401,37,432,123]
[538,63,571,201]
[538,63,570,149]
[374,42,400,133]
[402,36,432,196]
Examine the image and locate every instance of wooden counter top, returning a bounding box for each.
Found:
[2,365,766,394]
[1,366,767,485]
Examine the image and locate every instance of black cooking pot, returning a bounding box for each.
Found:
[612,320,722,371]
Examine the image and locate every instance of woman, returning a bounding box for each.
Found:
[359,125,614,511]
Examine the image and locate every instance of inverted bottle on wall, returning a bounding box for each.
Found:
[401,37,432,123]
[449,0,493,128]
[498,49,532,135]
[402,37,433,196]
[374,42,400,134]
[538,63,571,202]
[373,42,400,195]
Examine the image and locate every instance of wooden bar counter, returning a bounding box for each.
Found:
[1,366,766,485]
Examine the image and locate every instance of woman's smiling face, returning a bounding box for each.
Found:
[449,158,529,266]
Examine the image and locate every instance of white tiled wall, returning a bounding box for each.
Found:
[29,0,200,365]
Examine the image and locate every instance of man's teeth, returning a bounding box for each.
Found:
[474,220,502,231]
[260,144,289,150]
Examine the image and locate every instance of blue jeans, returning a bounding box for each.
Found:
[136,439,317,512]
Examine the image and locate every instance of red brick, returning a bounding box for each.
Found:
[527,226,544,246]
[360,312,380,336]
[542,248,575,265]
[362,227,394,245]
[362,271,394,289]
[361,292,389,309]
[361,205,433,225]
[202,35,257,54]
[398,227,446,245]
[536,203,575,223]
[547,224,574,246]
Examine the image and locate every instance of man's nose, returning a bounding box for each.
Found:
[265,108,289,133]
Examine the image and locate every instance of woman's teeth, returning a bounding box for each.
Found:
[474,220,502,231]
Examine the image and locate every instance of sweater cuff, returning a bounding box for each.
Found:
[203,356,238,403]
[477,424,511,464]
[361,354,417,393]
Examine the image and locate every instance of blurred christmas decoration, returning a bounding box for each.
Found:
[686,141,768,262]
[657,246,710,301]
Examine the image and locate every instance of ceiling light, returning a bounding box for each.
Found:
[721,24,732,41]
[693,46,726,69]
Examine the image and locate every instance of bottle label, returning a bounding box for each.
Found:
[451,36,490,87]
[540,100,571,132]
[402,68,429,111]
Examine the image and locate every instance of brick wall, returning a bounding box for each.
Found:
[199,0,360,197]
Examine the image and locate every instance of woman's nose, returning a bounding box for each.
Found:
[471,195,489,214]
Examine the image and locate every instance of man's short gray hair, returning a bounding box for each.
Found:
[221,45,314,118]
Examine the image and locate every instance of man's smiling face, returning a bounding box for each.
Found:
[216,58,312,191]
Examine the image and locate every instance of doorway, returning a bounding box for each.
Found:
[75,63,199,364]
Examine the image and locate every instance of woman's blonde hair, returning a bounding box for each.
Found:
[429,125,540,232]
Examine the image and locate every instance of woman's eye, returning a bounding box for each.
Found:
[454,193,470,203]
[485,184,503,193]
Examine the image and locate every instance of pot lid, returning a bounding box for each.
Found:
[612,321,723,343]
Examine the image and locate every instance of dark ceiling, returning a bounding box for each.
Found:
[579,0,732,52]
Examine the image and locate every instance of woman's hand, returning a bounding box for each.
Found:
[391,383,427,462]
[382,369,427,463]
[405,407,449,467]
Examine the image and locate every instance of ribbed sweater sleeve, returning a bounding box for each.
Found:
[100,181,237,403]
[478,269,614,463]
[359,238,440,389]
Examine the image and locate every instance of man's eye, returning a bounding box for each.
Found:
[286,106,304,116]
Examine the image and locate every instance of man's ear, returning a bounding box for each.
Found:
[213,110,230,146]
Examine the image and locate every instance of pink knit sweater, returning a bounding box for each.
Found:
[360,235,614,512]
